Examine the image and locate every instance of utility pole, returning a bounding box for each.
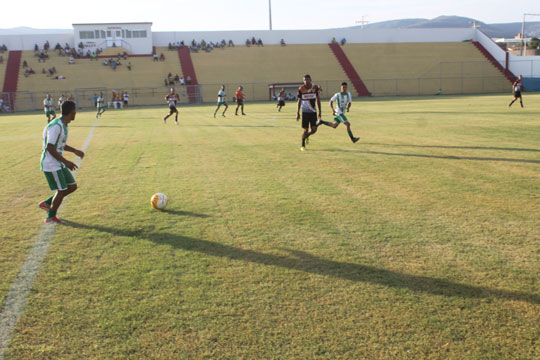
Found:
[521,13,540,56]
[269,0,273,31]
[355,15,370,30]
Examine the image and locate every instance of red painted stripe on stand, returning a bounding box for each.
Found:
[177,47,200,103]
[2,51,22,110]
[328,43,370,97]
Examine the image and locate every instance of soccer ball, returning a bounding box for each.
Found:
[151,193,168,211]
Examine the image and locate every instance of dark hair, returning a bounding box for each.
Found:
[304,74,311,79]
[341,82,348,86]
[61,100,76,116]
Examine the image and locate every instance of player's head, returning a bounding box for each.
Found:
[238,86,243,91]
[221,85,225,90]
[61,100,76,120]
[341,82,348,93]
[518,75,522,81]
[303,75,312,87]
[47,93,51,99]
[170,87,175,94]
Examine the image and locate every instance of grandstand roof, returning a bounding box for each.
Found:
[72,22,152,26]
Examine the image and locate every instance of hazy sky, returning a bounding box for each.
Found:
[2,0,539,31]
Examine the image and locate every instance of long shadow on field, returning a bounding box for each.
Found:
[64,221,540,304]
[163,209,211,218]
[191,125,294,129]
[362,143,540,153]
[317,149,540,164]
[71,125,126,128]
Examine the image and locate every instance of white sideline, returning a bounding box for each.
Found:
[0,117,99,360]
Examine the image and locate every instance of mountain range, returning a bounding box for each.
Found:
[355,16,540,38]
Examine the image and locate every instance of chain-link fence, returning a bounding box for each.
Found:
[1,66,513,113]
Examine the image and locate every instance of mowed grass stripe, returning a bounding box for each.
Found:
[1,95,539,359]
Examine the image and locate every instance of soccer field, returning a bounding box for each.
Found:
[1,94,539,359]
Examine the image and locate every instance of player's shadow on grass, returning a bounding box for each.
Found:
[64,221,540,305]
[319,149,540,164]
[362,142,540,153]
[71,125,126,128]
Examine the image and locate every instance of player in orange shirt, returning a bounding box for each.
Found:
[235,86,246,116]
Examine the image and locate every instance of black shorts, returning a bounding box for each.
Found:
[513,91,521,98]
[301,112,317,129]
[278,100,285,106]
[236,99,244,105]
[169,105,177,113]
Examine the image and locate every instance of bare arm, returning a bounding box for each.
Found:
[46,144,78,171]
[64,144,85,159]
[296,97,301,121]
[316,94,322,120]
[329,100,336,115]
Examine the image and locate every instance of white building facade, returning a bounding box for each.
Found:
[72,22,153,54]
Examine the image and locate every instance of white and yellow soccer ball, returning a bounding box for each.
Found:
[151,193,168,211]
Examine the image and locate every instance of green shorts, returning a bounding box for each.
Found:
[45,109,56,117]
[217,101,227,106]
[44,168,76,191]
[334,113,349,124]
[97,105,105,111]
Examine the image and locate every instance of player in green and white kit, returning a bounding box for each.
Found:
[43,94,56,123]
[213,85,228,117]
[318,82,359,143]
[96,92,106,118]
[57,94,64,111]
[39,100,85,223]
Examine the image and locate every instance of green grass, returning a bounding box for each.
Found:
[1,94,539,359]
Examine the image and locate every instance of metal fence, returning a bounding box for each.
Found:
[0,72,513,113]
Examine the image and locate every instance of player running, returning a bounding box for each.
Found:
[508,75,525,109]
[214,85,228,117]
[96,92,106,118]
[317,82,359,143]
[296,75,321,151]
[277,88,285,112]
[235,86,246,115]
[163,88,179,124]
[39,100,85,223]
[43,94,56,123]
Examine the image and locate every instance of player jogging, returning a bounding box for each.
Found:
[508,75,524,109]
[318,82,360,143]
[277,88,285,112]
[163,88,179,124]
[214,85,228,117]
[39,100,85,223]
[296,74,321,151]
[235,86,246,115]
[43,94,56,123]
[96,92,106,118]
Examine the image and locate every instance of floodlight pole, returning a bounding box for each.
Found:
[521,13,540,56]
[269,0,273,30]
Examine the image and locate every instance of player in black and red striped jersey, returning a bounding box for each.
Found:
[296,74,322,151]
[163,88,179,125]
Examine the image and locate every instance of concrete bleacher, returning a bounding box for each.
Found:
[0,52,7,91]
[191,45,348,102]
[341,42,509,95]
[14,47,185,110]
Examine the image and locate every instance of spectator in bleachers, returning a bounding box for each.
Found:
[153,53,159,61]
[123,92,129,107]
[79,42,84,49]
[91,52,97,61]
[0,44,6,53]
[257,39,263,47]
[174,74,180,84]
[127,62,132,71]
[55,43,62,51]
[24,68,30,77]
[34,44,39,51]
[22,60,28,68]
[53,75,66,80]
[42,68,46,74]
[65,43,71,51]
[44,41,50,50]
[28,68,35,74]
[160,53,165,61]
[245,39,251,47]
[180,76,185,85]
[332,37,337,44]
[228,40,234,47]
[340,38,346,45]
[69,55,75,64]
[186,75,192,85]
[251,37,256,45]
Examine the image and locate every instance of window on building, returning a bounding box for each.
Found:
[107,30,111,37]
[132,30,147,38]
[116,31,121,37]
[101,30,106,38]
[125,30,132,38]
[80,31,95,39]
[95,30,100,39]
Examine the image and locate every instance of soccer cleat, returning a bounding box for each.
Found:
[235,113,238,116]
[242,113,246,116]
[352,137,360,143]
[213,113,216,118]
[300,146,306,151]
[222,114,226,117]
[44,216,64,224]
[163,117,166,124]
[38,201,50,211]
[175,121,179,125]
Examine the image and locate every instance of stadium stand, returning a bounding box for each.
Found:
[341,42,510,96]
[14,47,185,110]
[190,44,348,102]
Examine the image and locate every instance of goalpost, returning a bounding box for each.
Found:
[268,82,302,101]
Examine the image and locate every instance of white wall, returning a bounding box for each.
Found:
[0,34,73,51]
[153,28,477,46]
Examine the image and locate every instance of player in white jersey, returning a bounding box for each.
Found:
[39,100,85,223]
[43,94,56,123]
[317,82,359,143]
[96,92,106,118]
[508,75,524,109]
[57,94,64,111]
[163,88,179,124]
[213,85,228,117]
